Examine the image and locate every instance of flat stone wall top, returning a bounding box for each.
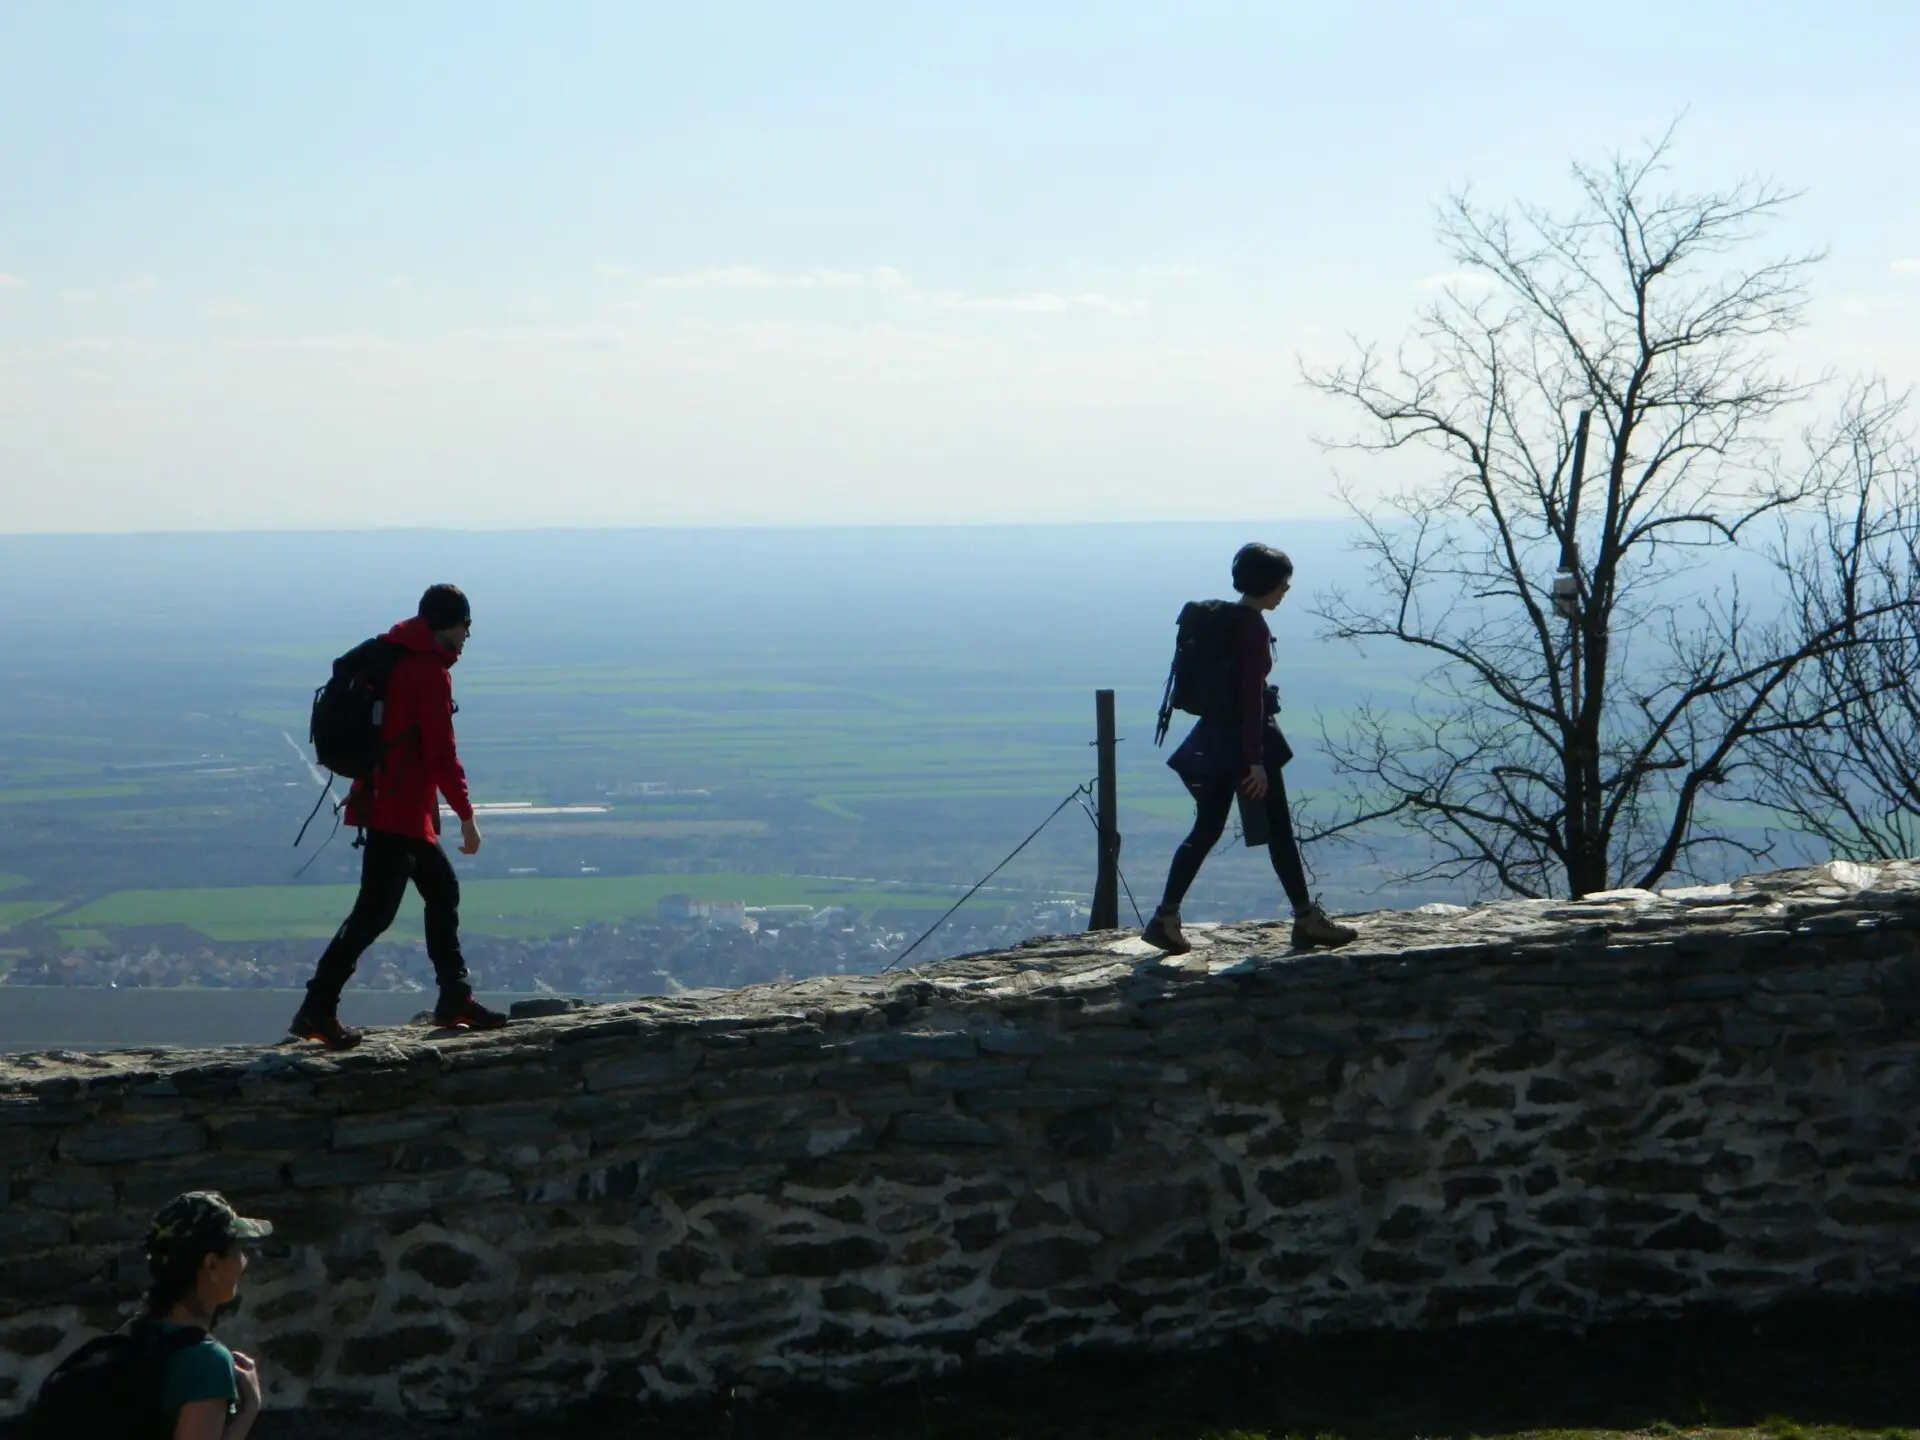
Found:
[1,857,1911,1089]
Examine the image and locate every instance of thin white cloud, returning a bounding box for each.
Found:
[1840,295,1908,316]
[0,273,24,289]
[205,302,260,321]
[226,332,407,355]
[1413,270,1499,294]
[60,277,158,301]
[57,337,146,354]
[1892,258,1920,276]
[933,291,1149,316]
[641,265,907,292]
[625,265,1140,317]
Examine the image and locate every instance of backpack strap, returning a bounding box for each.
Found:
[136,1320,211,1440]
[131,1315,208,1354]
[292,776,336,848]
[1154,662,1177,748]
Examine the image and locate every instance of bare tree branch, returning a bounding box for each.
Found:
[1741,387,1920,859]
[1301,130,1879,898]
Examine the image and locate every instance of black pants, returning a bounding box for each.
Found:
[307,830,470,1006]
[1159,767,1312,914]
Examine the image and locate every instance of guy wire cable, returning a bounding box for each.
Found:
[883,780,1096,973]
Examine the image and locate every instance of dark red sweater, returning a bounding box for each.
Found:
[1235,605,1274,768]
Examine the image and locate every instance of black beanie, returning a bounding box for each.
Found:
[418,584,471,632]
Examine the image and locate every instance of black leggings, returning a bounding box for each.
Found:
[1159,769,1311,914]
[307,829,470,1004]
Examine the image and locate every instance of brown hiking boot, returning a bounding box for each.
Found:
[287,1002,363,1051]
[1291,901,1358,949]
[433,991,509,1031]
[1141,908,1192,955]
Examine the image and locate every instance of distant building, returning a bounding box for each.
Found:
[609,782,714,799]
[747,905,815,923]
[708,900,750,929]
[659,894,712,923]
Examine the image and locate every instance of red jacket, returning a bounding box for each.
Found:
[344,616,474,844]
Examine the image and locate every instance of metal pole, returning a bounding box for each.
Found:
[1089,689,1119,931]
[1560,407,1594,895]
[1559,408,1592,573]
[1552,409,1593,622]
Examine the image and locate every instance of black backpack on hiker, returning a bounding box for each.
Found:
[26,1320,207,1440]
[293,636,408,851]
[309,637,408,780]
[1154,600,1245,745]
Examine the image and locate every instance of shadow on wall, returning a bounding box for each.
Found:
[609,1295,1917,1440]
[10,1294,1906,1440]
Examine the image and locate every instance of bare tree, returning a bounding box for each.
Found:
[1742,389,1920,860]
[1306,131,1908,899]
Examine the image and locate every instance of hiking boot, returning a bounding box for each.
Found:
[1291,902,1358,950]
[433,991,509,1031]
[287,1003,363,1051]
[1141,908,1192,956]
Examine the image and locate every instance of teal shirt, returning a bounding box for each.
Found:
[155,1321,237,1428]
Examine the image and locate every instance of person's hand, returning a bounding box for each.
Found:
[231,1351,262,1416]
[459,816,483,855]
[1240,764,1269,801]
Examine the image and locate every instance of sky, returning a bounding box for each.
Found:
[0,1,1915,533]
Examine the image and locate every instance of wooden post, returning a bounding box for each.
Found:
[1089,689,1119,931]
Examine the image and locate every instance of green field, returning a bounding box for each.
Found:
[0,900,60,933]
[62,873,976,942]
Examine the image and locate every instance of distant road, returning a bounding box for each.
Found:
[282,730,330,788]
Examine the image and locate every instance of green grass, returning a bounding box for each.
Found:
[1181,1432,1920,1440]
[1282,1432,1904,1440]
[62,873,972,942]
[0,900,59,933]
[0,873,28,893]
[891,1429,1907,1440]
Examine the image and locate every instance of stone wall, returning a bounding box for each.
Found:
[4,859,1920,1420]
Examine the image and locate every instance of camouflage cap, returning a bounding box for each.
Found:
[146,1191,273,1262]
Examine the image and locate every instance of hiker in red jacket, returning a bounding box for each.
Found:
[289,585,508,1049]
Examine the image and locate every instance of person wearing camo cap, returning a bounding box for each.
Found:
[143,1191,272,1439]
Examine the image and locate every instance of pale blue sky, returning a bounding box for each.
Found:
[1,2,1915,531]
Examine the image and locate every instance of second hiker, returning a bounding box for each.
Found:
[1142,543,1358,956]
[289,583,507,1049]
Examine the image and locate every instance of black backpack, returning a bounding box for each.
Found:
[309,637,407,780]
[26,1319,207,1440]
[1154,600,1244,744]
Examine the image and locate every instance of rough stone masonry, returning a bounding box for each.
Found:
[4,859,1920,1420]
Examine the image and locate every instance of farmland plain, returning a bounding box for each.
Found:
[0,523,1809,973]
[0,523,1446,961]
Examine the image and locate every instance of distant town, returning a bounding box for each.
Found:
[0,894,1094,996]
